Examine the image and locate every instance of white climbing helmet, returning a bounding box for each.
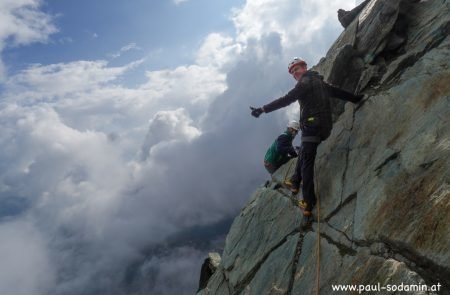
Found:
[288,57,307,74]
[287,120,300,131]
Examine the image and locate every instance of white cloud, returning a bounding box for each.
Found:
[0,104,129,218]
[196,33,242,70]
[0,220,55,295]
[5,60,132,100]
[141,108,201,160]
[109,42,142,59]
[141,64,227,103]
[231,0,355,60]
[0,103,139,294]
[0,0,56,46]
[0,0,56,80]
[5,58,224,108]
[2,60,145,135]
[1,58,227,179]
[137,247,206,295]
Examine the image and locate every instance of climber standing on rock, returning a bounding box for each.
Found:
[250,57,363,227]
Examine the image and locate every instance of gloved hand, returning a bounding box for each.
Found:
[250,106,264,118]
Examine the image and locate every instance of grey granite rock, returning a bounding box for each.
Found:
[198,0,450,293]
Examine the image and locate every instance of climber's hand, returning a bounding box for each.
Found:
[250,106,264,118]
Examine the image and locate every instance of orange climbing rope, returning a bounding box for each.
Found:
[315,193,321,295]
[311,158,321,295]
[284,157,320,295]
[309,192,321,295]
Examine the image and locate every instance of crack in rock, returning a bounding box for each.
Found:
[324,193,358,222]
[231,229,301,294]
[314,225,450,290]
[287,233,305,295]
[374,151,400,175]
[380,239,450,288]
[320,232,358,257]
[325,221,355,247]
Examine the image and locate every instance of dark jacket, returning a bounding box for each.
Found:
[264,131,297,167]
[263,71,360,141]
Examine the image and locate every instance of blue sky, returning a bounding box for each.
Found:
[0,0,358,294]
[4,0,242,76]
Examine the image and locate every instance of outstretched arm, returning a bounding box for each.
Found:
[263,83,305,113]
[250,82,306,118]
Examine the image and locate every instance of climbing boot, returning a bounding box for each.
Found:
[301,211,313,230]
[303,210,312,217]
[297,199,308,209]
[284,179,299,194]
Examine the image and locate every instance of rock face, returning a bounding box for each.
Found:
[198,253,222,292]
[338,0,371,28]
[198,0,450,294]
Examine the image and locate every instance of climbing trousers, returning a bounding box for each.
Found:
[290,120,321,211]
[299,141,318,211]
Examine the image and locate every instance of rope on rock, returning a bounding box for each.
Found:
[283,157,320,295]
[315,193,321,295]
[311,160,321,295]
[309,192,321,295]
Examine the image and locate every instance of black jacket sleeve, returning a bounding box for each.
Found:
[325,83,361,103]
[276,134,297,157]
[263,82,307,113]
